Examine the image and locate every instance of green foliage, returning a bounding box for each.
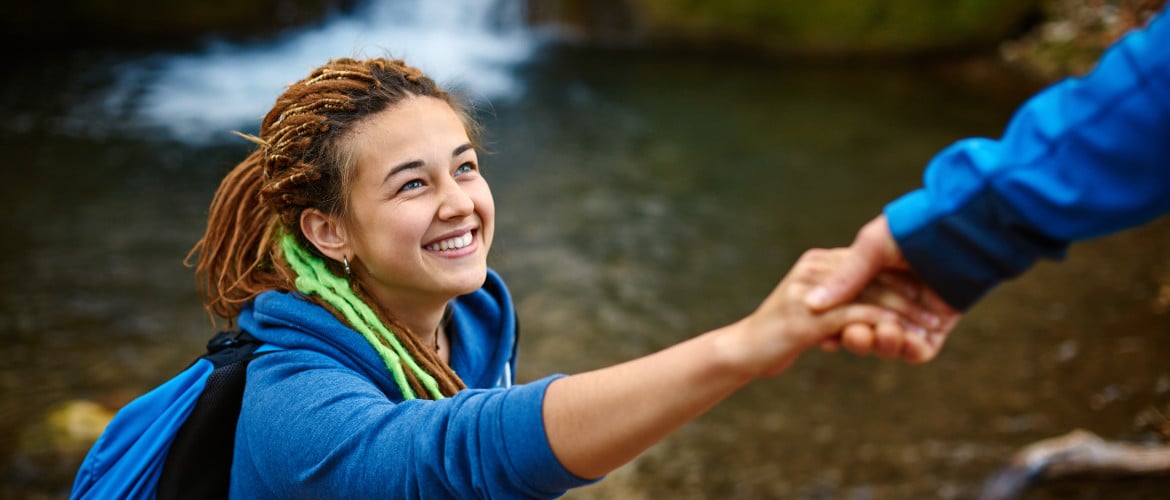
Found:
[633,0,1041,55]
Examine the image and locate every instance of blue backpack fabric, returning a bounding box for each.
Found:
[71,330,279,500]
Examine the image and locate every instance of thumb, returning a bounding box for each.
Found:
[804,215,893,312]
[803,251,882,312]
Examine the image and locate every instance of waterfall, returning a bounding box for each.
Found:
[105,0,545,143]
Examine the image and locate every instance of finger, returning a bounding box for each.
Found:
[899,332,934,364]
[872,320,904,359]
[819,336,842,352]
[873,270,920,300]
[900,328,940,364]
[804,215,899,312]
[792,247,847,280]
[804,250,883,313]
[917,287,960,332]
[861,287,941,333]
[840,323,876,356]
[816,303,897,356]
[928,330,949,353]
[856,284,931,329]
[901,315,956,363]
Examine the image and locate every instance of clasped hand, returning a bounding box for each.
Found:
[727,238,959,379]
[805,214,960,364]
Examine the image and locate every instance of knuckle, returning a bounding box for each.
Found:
[801,248,827,262]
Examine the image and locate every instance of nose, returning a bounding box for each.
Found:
[436,177,475,221]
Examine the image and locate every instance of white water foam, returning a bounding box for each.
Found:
[105,0,546,143]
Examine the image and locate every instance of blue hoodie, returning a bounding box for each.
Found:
[885,7,1170,310]
[229,269,594,499]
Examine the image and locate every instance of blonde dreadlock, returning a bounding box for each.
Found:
[186,57,478,399]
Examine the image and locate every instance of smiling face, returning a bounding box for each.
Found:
[333,95,495,313]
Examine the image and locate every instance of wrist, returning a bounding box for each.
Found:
[709,320,786,383]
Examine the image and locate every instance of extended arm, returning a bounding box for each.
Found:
[808,8,1169,339]
[542,249,928,478]
[886,8,1170,310]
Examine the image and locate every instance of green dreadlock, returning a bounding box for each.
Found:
[280,233,444,400]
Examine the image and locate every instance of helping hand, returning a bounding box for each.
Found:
[728,247,949,378]
[803,215,960,364]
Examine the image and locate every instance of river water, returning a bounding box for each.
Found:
[2,1,1168,498]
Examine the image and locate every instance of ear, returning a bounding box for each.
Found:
[300,208,350,264]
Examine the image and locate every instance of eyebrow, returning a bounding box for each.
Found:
[383,143,475,184]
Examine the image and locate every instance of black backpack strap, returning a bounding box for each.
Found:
[157,330,273,500]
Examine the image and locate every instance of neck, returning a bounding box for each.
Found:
[356,278,452,355]
[374,295,448,354]
[411,310,446,351]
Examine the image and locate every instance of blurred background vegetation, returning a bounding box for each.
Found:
[5,0,1166,81]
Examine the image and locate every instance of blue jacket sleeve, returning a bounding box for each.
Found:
[231,351,594,499]
[884,8,1170,311]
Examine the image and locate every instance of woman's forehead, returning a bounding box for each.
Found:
[347,97,472,170]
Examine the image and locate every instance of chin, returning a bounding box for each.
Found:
[447,267,488,296]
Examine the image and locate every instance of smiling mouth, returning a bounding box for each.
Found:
[424,231,474,252]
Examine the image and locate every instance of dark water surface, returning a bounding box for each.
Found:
[2,45,1168,499]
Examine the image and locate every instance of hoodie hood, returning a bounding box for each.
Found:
[237,268,518,398]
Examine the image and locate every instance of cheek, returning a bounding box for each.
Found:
[474,184,496,241]
[392,208,435,242]
[356,205,430,250]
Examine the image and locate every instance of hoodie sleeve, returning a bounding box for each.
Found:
[884,8,1170,311]
[231,350,595,499]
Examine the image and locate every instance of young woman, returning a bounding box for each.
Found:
[189,56,945,498]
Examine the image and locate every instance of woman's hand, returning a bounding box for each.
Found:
[721,247,942,378]
[803,215,960,364]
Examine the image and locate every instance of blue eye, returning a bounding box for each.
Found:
[399,179,424,192]
[455,162,476,175]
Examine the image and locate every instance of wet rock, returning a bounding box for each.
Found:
[12,400,115,484]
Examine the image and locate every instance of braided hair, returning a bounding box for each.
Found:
[187,57,479,399]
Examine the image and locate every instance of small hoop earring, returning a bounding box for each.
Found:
[343,256,351,276]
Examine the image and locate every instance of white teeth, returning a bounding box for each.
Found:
[427,232,473,252]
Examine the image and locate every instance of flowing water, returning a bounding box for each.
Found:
[2,1,1168,498]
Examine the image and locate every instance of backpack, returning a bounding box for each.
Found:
[70,329,280,500]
